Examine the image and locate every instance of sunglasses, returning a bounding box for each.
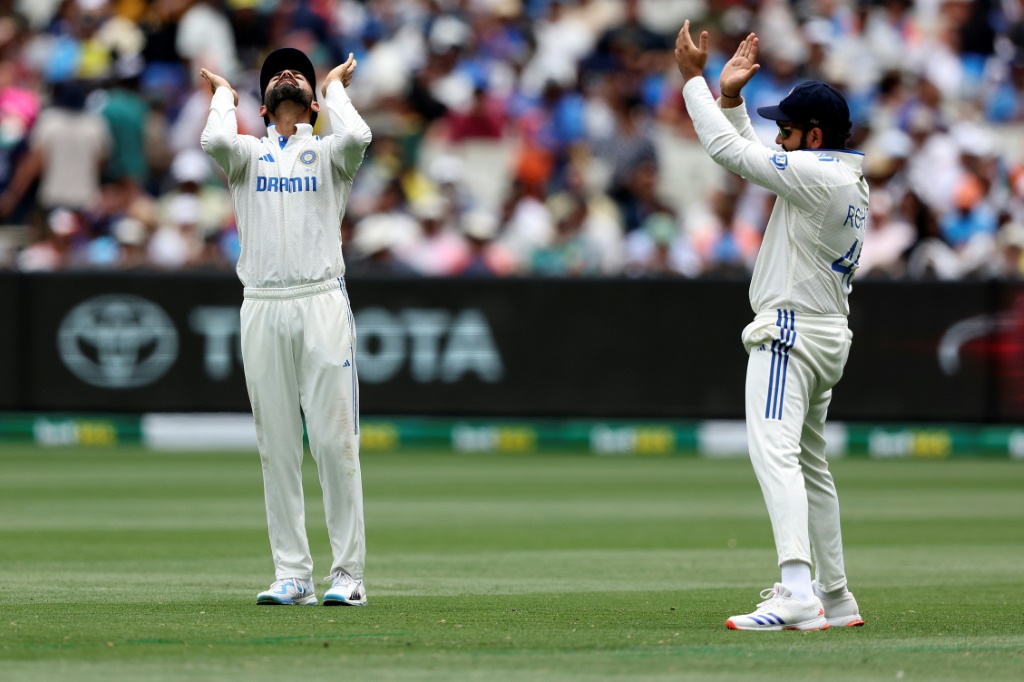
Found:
[777,124,802,140]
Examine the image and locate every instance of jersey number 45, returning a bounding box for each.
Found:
[831,239,862,290]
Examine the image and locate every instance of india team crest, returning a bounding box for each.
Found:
[299,149,318,166]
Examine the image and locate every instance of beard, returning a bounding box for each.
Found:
[264,81,313,115]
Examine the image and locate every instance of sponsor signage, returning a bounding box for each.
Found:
[0,272,18,408]
[58,294,179,389]
[22,273,246,411]
[0,274,1019,421]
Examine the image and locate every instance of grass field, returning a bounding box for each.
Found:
[1,446,1022,681]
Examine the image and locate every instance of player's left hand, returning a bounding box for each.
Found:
[323,53,357,96]
[674,20,709,82]
[720,33,760,98]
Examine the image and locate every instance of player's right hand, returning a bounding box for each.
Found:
[200,68,239,106]
[675,20,709,82]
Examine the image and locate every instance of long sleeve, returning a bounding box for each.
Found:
[200,87,250,180]
[323,81,372,180]
[682,78,825,213]
[720,97,761,143]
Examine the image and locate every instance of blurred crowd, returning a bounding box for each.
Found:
[3,0,1024,280]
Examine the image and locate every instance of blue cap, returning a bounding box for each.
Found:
[757,81,851,135]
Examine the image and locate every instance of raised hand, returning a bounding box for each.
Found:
[200,68,239,106]
[719,33,760,98]
[674,20,709,82]
[323,53,357,96]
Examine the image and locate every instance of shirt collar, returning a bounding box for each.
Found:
[267,123,314,149]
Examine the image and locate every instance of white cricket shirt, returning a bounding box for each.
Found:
[683,78,869,317]
[201,82,372,288]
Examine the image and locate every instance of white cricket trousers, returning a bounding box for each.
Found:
[241,278,365,582]
[741,309,853,594]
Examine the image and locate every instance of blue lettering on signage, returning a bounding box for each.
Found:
[256,176,317,193]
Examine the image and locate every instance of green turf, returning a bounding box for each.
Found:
[1,446,1022,681]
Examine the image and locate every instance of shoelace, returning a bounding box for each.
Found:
[324,570,354,585]
[755,586,782,610]
[268,578,309,593]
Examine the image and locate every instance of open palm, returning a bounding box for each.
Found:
[720,33,760,97]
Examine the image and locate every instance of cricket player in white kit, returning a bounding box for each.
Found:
[675,23,866,630]
[199,48,371,606]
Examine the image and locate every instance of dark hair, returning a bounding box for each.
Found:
[822,126,852,150]
[51,81,89,110]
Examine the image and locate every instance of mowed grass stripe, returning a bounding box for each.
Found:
[1,446,1023,680]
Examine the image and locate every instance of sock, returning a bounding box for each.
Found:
[780,561,813,602]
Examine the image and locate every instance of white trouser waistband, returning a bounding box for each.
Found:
[244,278,344,300]
[753,309,848,328]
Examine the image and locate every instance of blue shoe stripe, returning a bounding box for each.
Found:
[767,612,784,625]
[749,615,766,626]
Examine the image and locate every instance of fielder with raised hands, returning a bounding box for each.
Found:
[201,48,371,607]
[675,21,867,631]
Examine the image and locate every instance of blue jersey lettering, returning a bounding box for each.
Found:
[255,176,318,193]
[843,204,867,229]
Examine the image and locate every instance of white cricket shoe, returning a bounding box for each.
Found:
[323,569,367,606]
[726,583,829,631]
[813,581,865,627]
[256,578,317,605]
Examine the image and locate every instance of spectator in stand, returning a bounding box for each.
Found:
[455,208,516,278]
[857,187,915,280]
[4,0,1024,281]
[148,191,201,270]
[531,192,602,276]
[623,211,700,278]
[545,161,624,274]
[176,0,238,82]
[397,193,468,277]
[98,53,150,188]
[940,173,998,249]
[586,0,668,76]
[688,187,760,275]
[444,86,505,143]
[16,207,82,271]
[591,92,659,230]
[158,147,232,250]
[347,214,418,278]
[0,13,41,224]
[111,215,149,270]
[496,177,551,270]
[995,221,1024,279]
[903,191,963,280]
[0,80,109,228]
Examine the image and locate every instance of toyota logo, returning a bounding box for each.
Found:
[58,295,179,389]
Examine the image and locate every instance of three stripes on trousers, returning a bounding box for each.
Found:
[765,309,797,421]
